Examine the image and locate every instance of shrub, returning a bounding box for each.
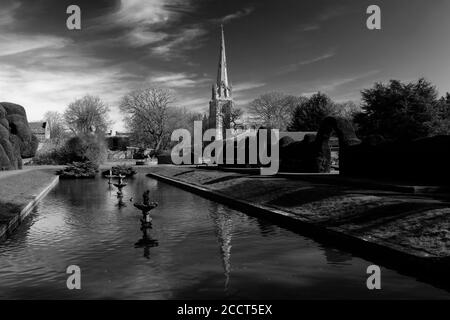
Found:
[32,134,107,166]
[288,92,340,132]
[33,148,66,165]
[32,140,67,165]
[354,78,440,141]
[133,148,147,160]
[57,161,98,179]
[156,151,172,164]
[106,136,130,151]
[64,134,106,166]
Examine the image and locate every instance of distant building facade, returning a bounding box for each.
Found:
[29,121,51,143]
[105,130,131,151]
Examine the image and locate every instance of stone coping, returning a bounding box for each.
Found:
[146,166,450,290]
[0,169,59,240]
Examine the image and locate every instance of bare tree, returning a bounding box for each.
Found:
[119,88,176,154]
[248,92,305,130]
[230,107,244,129]
[168,107,202,135]
[335,101,362,119]
[64,95,110,134]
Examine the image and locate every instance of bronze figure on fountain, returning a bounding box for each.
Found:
[134,190,158,227]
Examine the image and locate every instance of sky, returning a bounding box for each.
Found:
[1,0,450,131]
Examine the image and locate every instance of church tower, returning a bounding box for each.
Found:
[209,24,233,141]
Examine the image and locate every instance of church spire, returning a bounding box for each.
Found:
[215,24,231,99]
[208,24,234,141]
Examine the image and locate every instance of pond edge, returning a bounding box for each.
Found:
[147,171,450,292]
[0,175,60,241]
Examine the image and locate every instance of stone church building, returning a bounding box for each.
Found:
[208,25,233,141]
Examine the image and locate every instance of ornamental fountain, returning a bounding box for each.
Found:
[134,190,159,258]
[113,174,127,196]
[113,174,127,207]
[134,190,158,227]
[105,169,114,188]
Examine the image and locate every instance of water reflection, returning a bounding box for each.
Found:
[256,218,277,237]
[324,248,353,266]
[117,193,126,208]
[0,174,449,299]
[134,224,159,259]
[209,204,233,292]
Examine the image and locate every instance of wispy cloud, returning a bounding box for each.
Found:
[180,97,210,110]
[114,0,173,25]
[0,33,69,57]
[297,52,336,66]
[301,24,320,32]
[107,1,210,59]
[296,4,352,34]
[0,61,134,122]
[152,26,208,58]
[278,51,336,74]
[126,28,168,47]
[299,70,380,99]
[316,70,379,92]
[0,0,215,128]
[318,4,352,22]
[108,0,175,47]
[0,3,69,57]
[150,6,255,59]
[0,1,20,27]
[214,7,255,24]
[92,0,199,51]
[233,81,266,92]
[148,72,210,88]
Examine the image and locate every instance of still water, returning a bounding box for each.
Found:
[0,174,449,299]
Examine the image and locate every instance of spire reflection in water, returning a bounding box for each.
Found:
[209,205,233,293]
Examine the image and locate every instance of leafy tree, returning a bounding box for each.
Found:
[64,95,110,134]
[288,92,340,131]
[354,78,439,141]
[425,93,450,136]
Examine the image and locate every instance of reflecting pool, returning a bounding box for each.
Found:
[0,174,448,299]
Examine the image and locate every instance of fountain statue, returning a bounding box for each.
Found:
[110,174,127,208]
[113,174,127,197]
[134,190,158,227]
[105,169,114,188]
[134,190,159,258]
